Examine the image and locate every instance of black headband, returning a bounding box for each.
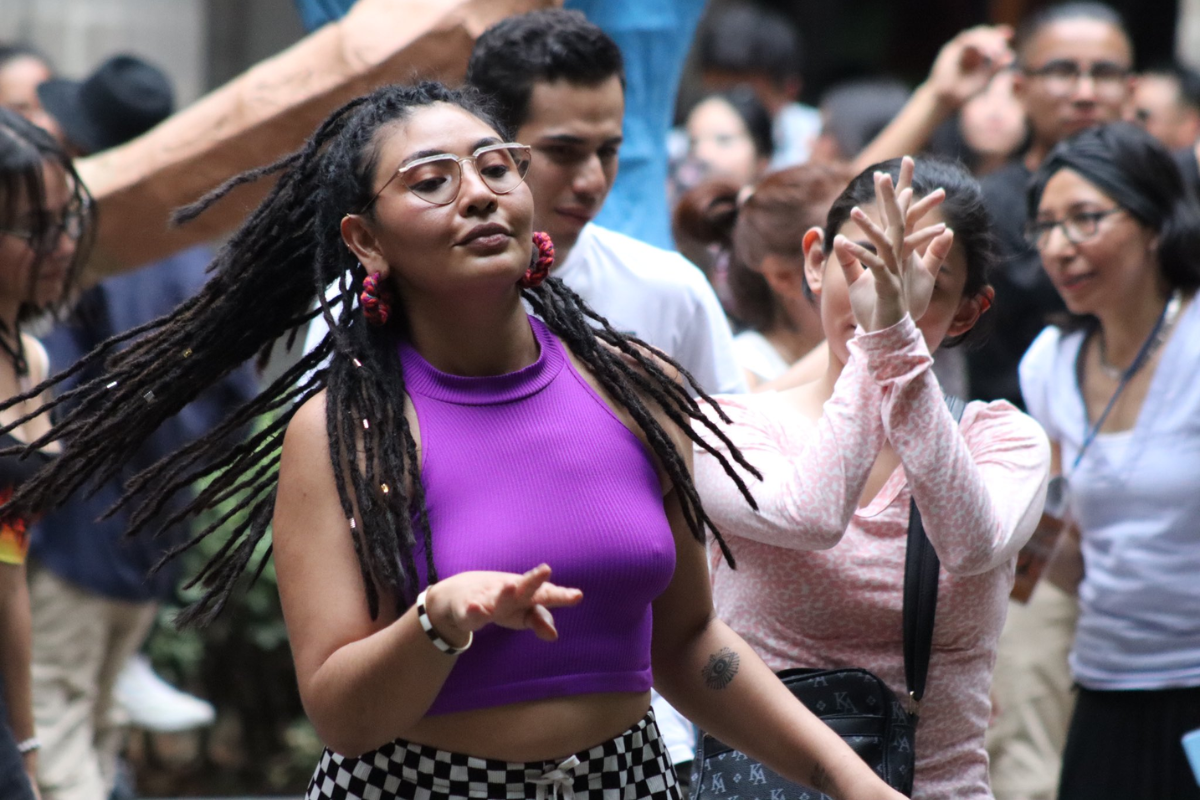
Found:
[1033,140,1162,225]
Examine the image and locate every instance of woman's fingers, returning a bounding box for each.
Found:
[849,208,897,273]
[896,155,915,196]
[874,173,905,252]
[531,582,584,609]
[833,234,866,284]
[835,236,886,280]
[906,188,946,228]
[904,223,948,253]
[526,604,559,642]
[511,563,552,601]
[920,228,956,277]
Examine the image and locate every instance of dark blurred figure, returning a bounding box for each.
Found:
[985,9,1134,800]
[809,78,911,164]
[1130,62,1200,200]
[27,55,254,800]
[693,1,821,168]
[972,3,1134,406]
[1131,62,1200,151]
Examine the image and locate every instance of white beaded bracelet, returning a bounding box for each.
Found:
[15,736,40,754]
[416,589,472,655]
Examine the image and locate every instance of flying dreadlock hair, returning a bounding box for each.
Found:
[0,82,759,627]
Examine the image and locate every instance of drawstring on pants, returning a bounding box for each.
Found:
[530,755,581,800]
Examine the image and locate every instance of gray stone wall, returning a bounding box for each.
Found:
[0,0,305,105]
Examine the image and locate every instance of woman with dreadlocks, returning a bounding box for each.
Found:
[0,82,905,800]
[0,107,90,800]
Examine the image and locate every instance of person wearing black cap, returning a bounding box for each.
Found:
[26,55,253,800]
[36,54,172,157]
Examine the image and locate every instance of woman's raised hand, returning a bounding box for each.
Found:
[832,156,955,333]
[424,564,583,645]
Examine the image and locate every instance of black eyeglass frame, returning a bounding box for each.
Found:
[1020,59,1132,93]
[1025,207,1125,249]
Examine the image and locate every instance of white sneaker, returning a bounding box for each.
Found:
[114,654,216,733]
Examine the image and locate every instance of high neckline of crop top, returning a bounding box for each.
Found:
[397,315,566,406]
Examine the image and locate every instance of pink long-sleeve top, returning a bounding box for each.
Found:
[694,316,1050,800]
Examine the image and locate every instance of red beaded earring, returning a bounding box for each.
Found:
[360,271,394,326]
[519,232,555,289]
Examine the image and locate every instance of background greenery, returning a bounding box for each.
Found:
[137,475,322,796]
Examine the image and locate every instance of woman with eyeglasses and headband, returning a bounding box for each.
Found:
[0,107,91,799]
[1019,122,1200,800]
[0,83,909,800]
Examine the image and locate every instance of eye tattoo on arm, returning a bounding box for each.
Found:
[700,647,740,690]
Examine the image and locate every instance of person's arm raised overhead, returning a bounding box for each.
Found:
[853,26,1013,172]
[834,159,1049,575]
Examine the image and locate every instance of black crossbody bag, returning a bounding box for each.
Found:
[690,396,966,799]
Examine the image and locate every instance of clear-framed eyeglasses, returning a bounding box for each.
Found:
[1025,207,1124,249]
[358,143,532,212]
[0,206,88,253]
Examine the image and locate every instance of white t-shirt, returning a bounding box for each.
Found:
[732,329,790,383]
[1018,300,1200,690]
[554,223,746,396]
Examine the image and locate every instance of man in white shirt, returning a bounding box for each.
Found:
[466,8,745,398]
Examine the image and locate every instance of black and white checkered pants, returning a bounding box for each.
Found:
[306,709,681,800]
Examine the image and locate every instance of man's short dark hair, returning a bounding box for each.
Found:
[1014,2,1130,63]
[466,9,624,133]
[694,2,802,87]
[1144,62,1200,113]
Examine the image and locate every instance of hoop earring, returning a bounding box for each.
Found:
[360,271,393,326]
[519,232,555,289]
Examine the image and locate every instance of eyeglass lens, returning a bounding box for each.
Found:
[4,209,85,251]
[401,146,531,205]
[1030,60,1129,94]
[1027,211,1111,248]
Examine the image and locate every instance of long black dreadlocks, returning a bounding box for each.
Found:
[0,82,759,627]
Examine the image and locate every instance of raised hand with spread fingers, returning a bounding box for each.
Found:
[831,156,957,333]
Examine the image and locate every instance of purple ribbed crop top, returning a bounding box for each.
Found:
[398,315,676,716]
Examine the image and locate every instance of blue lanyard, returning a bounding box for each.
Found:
[1071,295,1175,472]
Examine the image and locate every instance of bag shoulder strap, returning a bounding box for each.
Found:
[902,394,966,710]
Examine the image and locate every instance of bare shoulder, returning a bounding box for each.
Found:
[21,334,50,384]
[285,390,329,447]
[280,386,420,498]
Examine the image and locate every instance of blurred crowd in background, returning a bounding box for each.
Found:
[2,0,1200,797]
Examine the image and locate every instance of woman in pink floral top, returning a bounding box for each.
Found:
[695,157,1050,799]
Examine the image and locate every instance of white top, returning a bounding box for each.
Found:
[555,223,746,396]
[1019,299,1200,690]
[732,329,791,383]
[771,102,822,168]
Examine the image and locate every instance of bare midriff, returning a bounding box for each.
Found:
[400,690,651,762]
